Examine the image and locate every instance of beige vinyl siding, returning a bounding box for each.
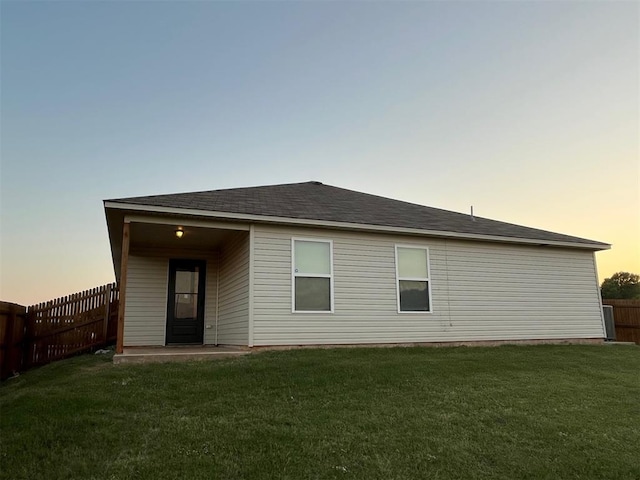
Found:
[217,232,250,345]
[203,252,220,345]
[440,242,603,339]
[123,254,168,346]
[252,225,604,346]
[123,248,218,347]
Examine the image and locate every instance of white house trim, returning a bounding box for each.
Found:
[124,214,251,231]
[248,224,255,347]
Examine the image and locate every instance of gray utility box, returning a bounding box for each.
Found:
[602,305,616,341]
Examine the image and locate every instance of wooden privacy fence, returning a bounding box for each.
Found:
[0,283,119,380]
[602,299,640,344]
[0,303,27,381]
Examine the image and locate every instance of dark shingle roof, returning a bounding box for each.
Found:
[106,181,608,248]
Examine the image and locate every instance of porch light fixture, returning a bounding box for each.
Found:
[175,227,184,239]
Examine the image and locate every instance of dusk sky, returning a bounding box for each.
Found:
[1,1,638,306]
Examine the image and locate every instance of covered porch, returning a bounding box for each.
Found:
[104,209,252,354]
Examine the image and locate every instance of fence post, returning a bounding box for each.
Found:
[116,222,130,354]
[22,307,34,370]
[0,304,19,379]
[4,306,15,379]
[10,305,24,377]
[102,284,112,345]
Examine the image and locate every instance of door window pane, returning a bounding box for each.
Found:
[399,280,429,311]
[295,241,331,275]
[295,277,331,311]
[397,247,428,278]
[175,269,199,294]
[175,293,198,318]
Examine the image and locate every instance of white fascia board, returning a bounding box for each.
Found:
[104,201,611,251]
[123,214,251,231]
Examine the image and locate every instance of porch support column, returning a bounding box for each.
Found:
[116,221,130,354]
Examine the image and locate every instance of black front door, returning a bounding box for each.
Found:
[166,259,206,345]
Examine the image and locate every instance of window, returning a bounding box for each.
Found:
[292,238,333,312]
[395,245,431,313]
[174,269,200,318]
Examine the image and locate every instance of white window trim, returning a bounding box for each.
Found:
[395,244,433,314]
[291,237,334,314]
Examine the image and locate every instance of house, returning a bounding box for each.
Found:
[104,181,610,356]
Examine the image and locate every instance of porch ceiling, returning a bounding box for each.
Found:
[130,222,238,250]
[104,204,251,281]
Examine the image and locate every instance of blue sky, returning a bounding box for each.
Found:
[1,1,638,305]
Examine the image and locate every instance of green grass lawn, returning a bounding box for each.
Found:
[1,345,639,480]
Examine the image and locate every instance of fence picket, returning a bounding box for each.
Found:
[102,285,112,343]
[602,299,640,344]
[0,283,120,379]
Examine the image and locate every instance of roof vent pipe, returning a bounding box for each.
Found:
[470,206,475,221]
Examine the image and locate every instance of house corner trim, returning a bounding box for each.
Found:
[248,224,255,347]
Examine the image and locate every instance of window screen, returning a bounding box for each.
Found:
[396,246,431,313]
[293,239,333,312]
